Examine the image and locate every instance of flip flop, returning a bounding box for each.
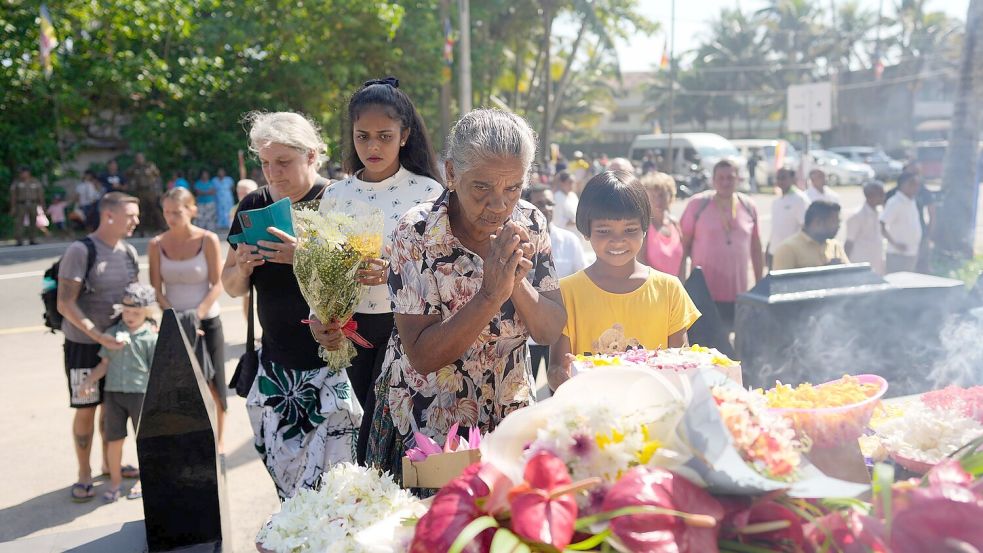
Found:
[120,465,140,479]
[70,482,95,503]
[127,481,142,500]
[103,488,121,503]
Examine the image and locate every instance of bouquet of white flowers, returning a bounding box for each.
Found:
[292,200,384,372]
[256,463,417,553]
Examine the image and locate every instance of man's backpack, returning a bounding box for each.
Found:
[41,237,138,332]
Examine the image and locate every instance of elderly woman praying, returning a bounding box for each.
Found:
[364,109,566,476]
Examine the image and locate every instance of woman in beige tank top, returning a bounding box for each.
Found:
[148,188,227,450]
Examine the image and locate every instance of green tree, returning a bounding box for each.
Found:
[936,0,983,259]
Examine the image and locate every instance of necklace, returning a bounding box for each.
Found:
[714,194,738,245]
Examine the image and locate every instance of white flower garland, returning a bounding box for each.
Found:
[257,463,416,553]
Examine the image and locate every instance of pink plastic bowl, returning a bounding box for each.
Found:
[768,374,889,449]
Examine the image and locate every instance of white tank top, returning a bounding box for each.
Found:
[159,241,221,319]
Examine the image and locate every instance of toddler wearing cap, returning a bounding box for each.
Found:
[80,282,158,502]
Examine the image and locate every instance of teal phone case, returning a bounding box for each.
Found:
[228,197,294,249]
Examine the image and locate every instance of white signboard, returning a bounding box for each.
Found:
[787,82,833,133]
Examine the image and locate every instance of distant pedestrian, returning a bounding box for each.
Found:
[772,201,849,270]
[174,171,190,190]
[9,166,45,246]
[768,168,810,268]
[681,159,763,330]
[149,188,227,451]
[78,282,158,502]
[805,169,841,204]
[75,171,104,232]
[845,181,887,274]
[525,184,586,380]
[881,173,922,273]
[100,159,127,193]
[747,151,759,193]
[56,192,141,502]
[232,179,258,227]
[551,171,580,235]
[192,169,217,231]
[213,168,235,230]
[127,152,163,234]
[47,194,68,233]
[606,157,634,173]
[638,172,684,277]
[886,171,936,272]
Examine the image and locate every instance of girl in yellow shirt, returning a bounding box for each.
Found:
[547,171,701,391]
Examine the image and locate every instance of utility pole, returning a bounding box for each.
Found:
[457,0,472,114]
[440,0,452,141]
[667,0,676,172]
[542,0,554,168]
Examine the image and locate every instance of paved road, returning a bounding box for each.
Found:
[0,185,883,551]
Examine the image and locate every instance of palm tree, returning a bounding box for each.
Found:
[936,0,982,259]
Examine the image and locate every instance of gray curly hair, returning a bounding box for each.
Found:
[444,109,538,177]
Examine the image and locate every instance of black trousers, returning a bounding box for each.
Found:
[529,345,549,381]
[346,312,395,466]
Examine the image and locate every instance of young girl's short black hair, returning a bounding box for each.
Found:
[575,170,651,237]
[343,76,443,185]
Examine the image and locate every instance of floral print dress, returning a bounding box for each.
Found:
[365,190,558,477]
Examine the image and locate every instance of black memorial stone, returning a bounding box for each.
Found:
[735,264,965,395]
[137,309,231,552]
[684,267,736,360]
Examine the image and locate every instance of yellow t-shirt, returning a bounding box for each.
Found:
[560,269,701,355]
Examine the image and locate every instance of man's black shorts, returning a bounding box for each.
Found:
[64,340,104,408]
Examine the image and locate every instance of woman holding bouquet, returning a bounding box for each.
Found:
[222,111,361,500]
[311,76,442,465]
[364,108,566,477]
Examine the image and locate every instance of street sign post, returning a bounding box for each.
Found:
[788,82,833,187]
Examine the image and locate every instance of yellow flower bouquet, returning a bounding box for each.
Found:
[292,199,384,372]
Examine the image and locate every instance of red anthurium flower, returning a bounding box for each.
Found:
[601,467,724,553]
[410,463,493,553]
[508,451,579,550]
[926,459,974,488]
[805,511,889,553]
[891,495,983,552]
[721,497,805,549]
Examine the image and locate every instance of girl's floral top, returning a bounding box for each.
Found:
[384,189,559,444]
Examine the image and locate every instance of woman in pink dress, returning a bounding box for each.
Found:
[638,172,684,278]
[680,160,764,330]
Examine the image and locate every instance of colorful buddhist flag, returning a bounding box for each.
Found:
[774,140,786,173]
[39,4,58,77]
[659,38,670,71]
[442,16,454,81]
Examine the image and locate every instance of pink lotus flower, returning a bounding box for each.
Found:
[508,451,579,550]
[601,467,724,553]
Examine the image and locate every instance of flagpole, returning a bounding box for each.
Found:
[440,0,452,142]
[667,0,676,171]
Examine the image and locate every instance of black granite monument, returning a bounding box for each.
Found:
[137,309,231,552]
[735,264,966,394]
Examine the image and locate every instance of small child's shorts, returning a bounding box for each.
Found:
[103,391,145,441]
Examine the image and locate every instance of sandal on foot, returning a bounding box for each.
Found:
[70,482,95,503]
[120,465,140,479]
[103,488,121,502]
[127,481,142,500]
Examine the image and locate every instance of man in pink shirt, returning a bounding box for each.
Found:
[680,159,764,330]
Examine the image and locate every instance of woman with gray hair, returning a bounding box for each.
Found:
[222,111,360,499]
[364,109,566,476]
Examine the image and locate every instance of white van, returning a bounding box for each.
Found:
[731,139,800,188]
[628,133,748,187]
